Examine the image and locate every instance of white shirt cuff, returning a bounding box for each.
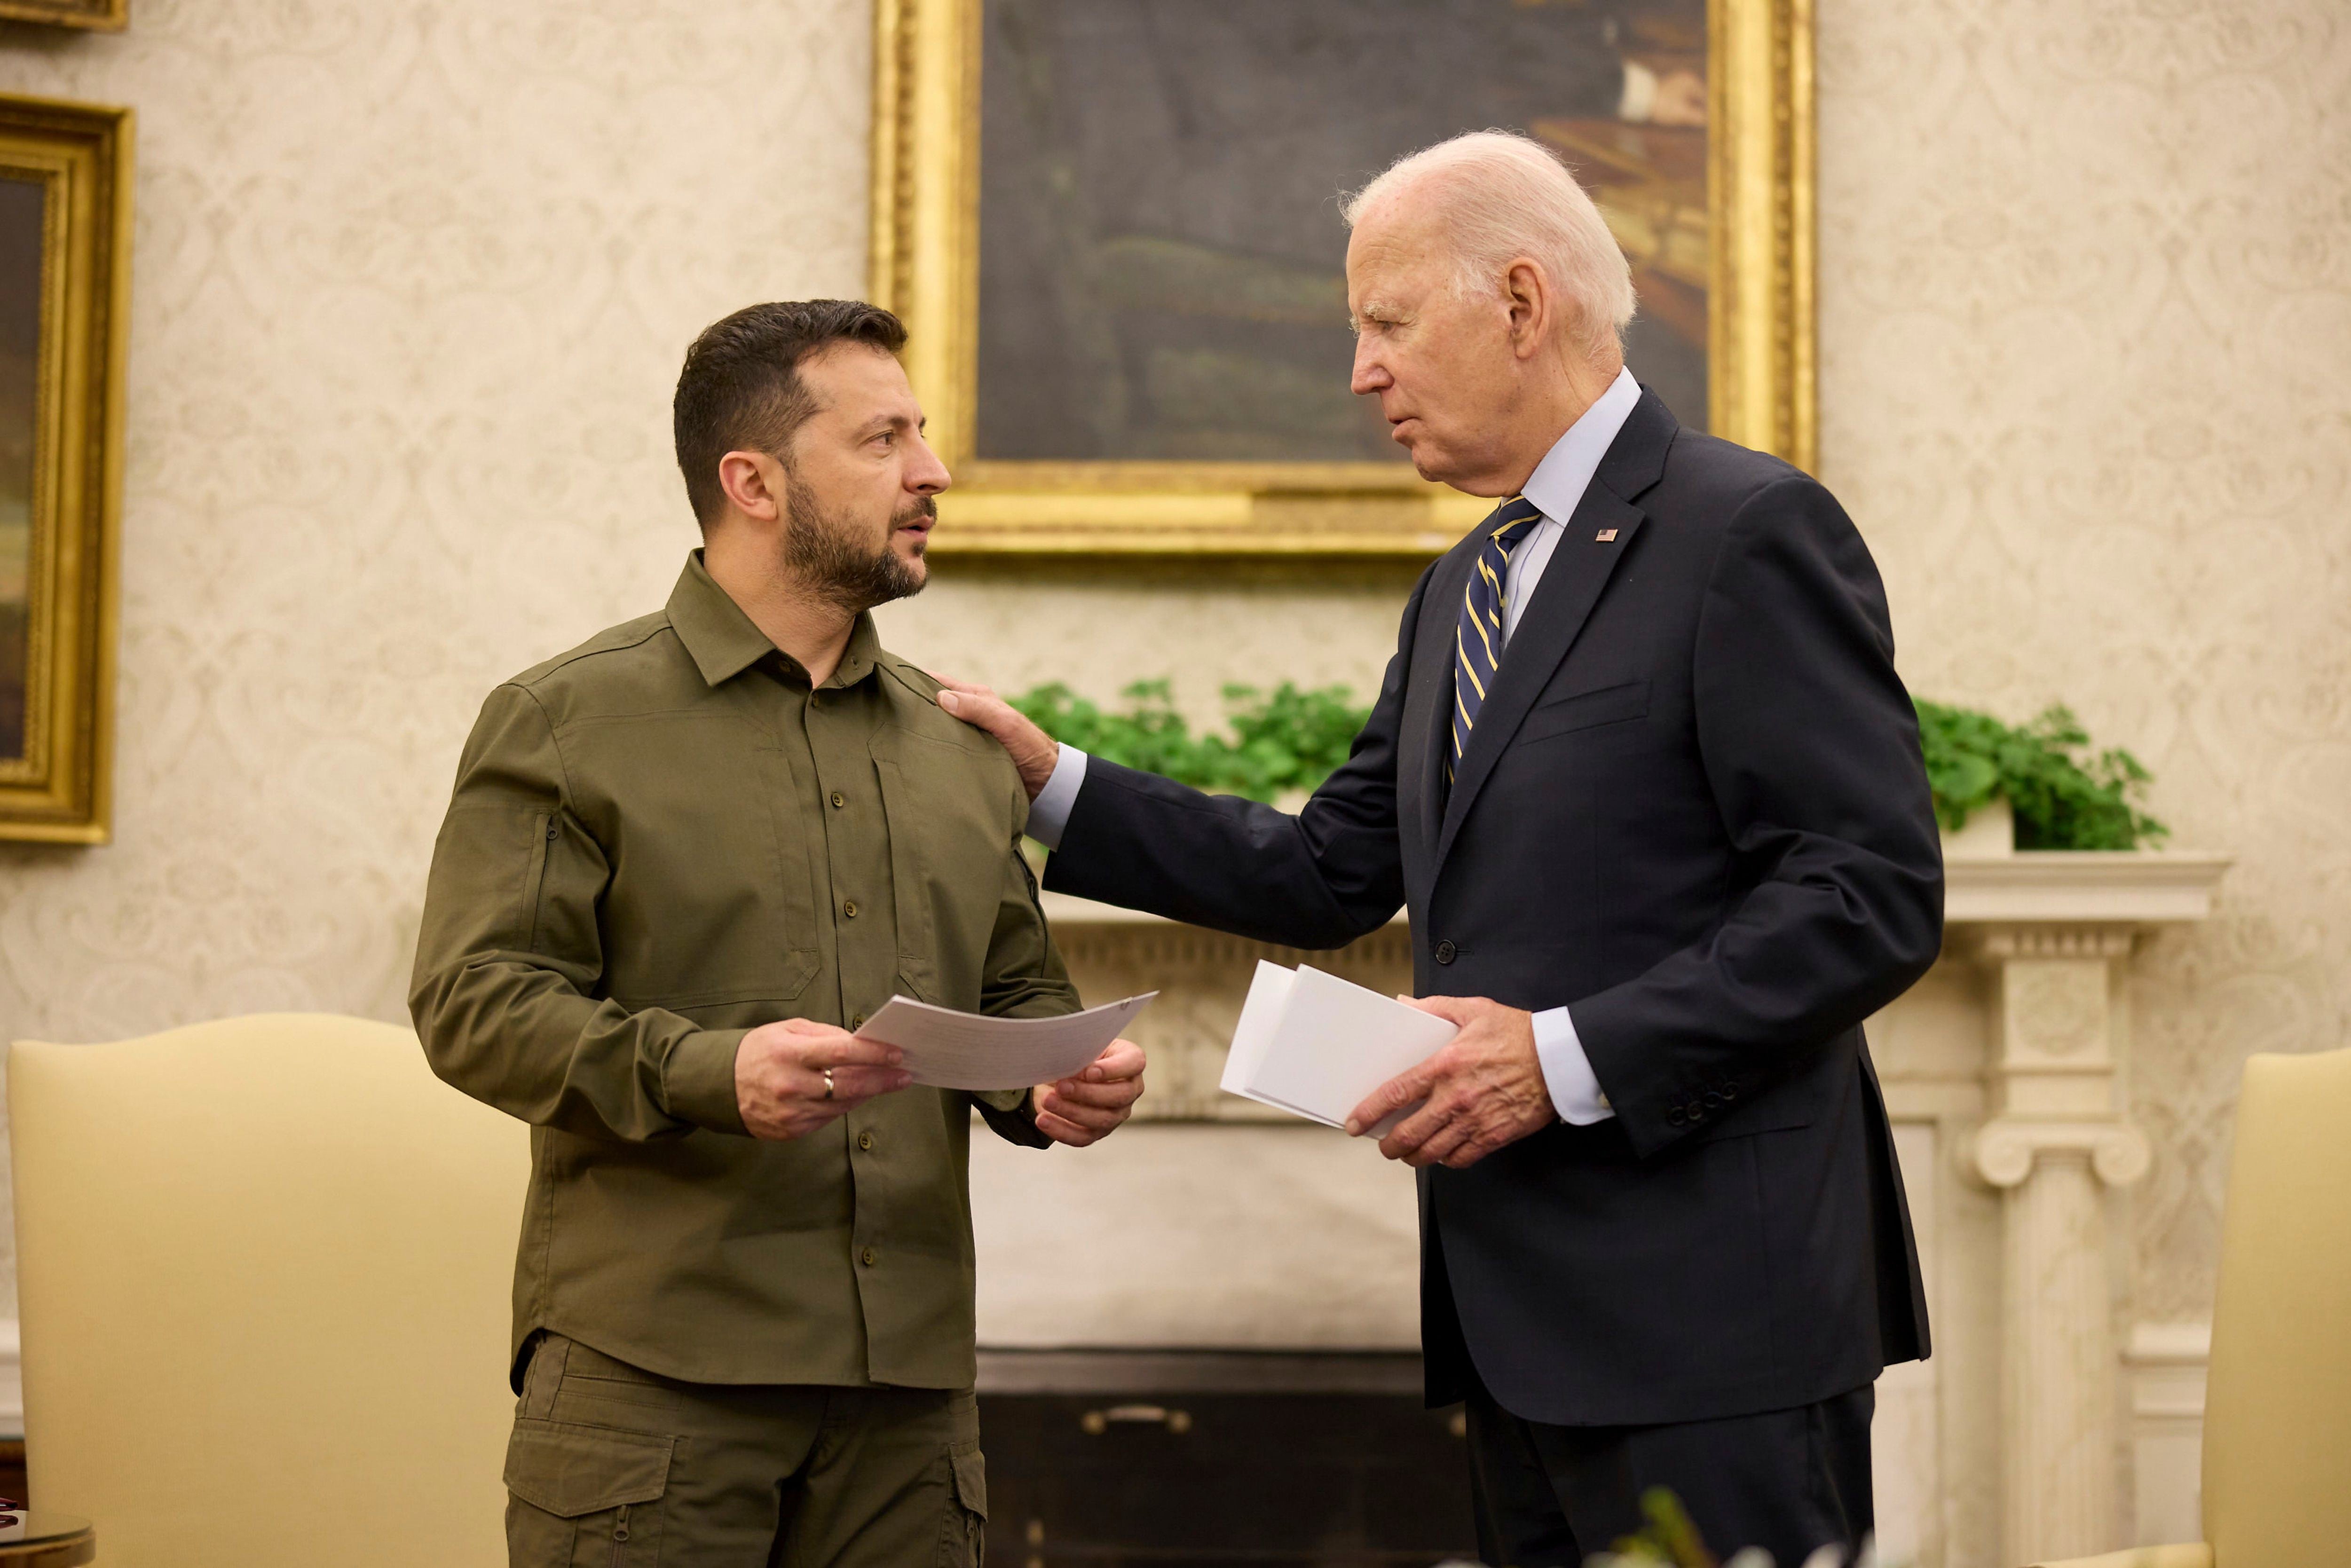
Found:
[1025,744,1088,850]
[1532,1006,1615,1125]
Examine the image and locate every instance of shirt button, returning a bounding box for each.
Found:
[830,791,845,809]
[850,1012,867,1031]
[858,1131,874,1152]
[843,899,859,918]
[1433,939,1457,965]
[860,1246,877,1267]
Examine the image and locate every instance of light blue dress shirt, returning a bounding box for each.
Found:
[1026,365,1644,1126]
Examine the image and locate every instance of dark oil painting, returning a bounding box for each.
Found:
[977,0,1710,464]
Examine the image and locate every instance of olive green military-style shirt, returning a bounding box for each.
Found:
[411,552,1077,1391]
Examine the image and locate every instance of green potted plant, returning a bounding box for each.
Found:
[1005,684,2168,858]
[1010,679,1372,810]
[1914,700,2166,856]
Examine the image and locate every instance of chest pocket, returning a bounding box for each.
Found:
[1517,678,1651,746]
[569,713,821,1009]
[871,730,1017,1012]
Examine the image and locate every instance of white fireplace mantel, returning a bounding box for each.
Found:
[1041,851,2233,933]
[1941,851,2231,925]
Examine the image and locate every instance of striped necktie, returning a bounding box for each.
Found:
[1450,495,1546,784]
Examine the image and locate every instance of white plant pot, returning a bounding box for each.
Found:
[1941,795,2016,860]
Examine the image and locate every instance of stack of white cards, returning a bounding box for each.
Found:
[1221,961,1459,1131]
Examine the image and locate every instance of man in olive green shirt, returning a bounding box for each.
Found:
[412,300,1145,1567]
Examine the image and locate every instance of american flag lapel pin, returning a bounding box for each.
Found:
[1595,528,1619,543]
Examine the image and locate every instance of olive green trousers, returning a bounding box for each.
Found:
[503,1333,986,1567]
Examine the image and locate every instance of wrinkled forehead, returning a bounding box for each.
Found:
[800,340,919,423]
[1347,213,1449,315]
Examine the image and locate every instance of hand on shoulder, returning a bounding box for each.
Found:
[932,677,1057,801]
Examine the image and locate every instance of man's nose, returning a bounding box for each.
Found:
[1350,343,1391,397]
[906,434,951,495]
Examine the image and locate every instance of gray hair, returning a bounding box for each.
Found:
[1342,130,1635,361]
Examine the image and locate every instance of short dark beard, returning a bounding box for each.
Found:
[781,487,932,613]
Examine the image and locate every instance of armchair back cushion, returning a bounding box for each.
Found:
[2200,1046,2351,1565]
[10,1014,527,1567]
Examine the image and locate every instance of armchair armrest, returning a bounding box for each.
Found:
[2028,1545,2212,1568]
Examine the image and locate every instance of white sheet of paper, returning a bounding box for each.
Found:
[1218,962,1339,1124]
[855,992,1156,1092]
[1221,963,1458,1131]
[1219,961,1296,1098]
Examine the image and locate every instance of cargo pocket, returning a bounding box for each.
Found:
[938,1443,988,1567]
[505,1416,672,1568]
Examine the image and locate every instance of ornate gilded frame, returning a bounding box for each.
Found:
[0,0,126,29]
[0,95,130,843]
[870,0,1813,556]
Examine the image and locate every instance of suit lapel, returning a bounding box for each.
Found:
[1430,390,1679,878]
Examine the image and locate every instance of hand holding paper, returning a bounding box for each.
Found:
[1349,993,1558,1170]
[1220,965,1557,1169]
[1032,1034,1147,1147]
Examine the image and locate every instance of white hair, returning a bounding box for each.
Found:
[1342,129,1635,361]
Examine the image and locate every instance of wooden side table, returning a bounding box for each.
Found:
[0,1513,94,1568]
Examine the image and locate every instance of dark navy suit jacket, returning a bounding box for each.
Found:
[1046,390,1942,1425]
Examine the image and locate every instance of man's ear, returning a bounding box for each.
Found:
[1504,258,1551,361]
[717,450,786,523]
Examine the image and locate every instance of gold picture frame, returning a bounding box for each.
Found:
[869,0,1814,557]
[0,0,127,31]
[0,94,130,843]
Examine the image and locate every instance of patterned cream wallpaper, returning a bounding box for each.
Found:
[1,0,2345,1337]
[1814,0,2351,1323]
[0,0,883,1304]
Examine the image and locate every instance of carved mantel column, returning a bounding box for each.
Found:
[1939,847,2227,1562]
[1966,924,2149,1567]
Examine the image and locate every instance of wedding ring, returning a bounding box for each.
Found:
[822,1068,836,1101]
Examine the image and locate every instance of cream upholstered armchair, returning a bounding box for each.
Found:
[2029,1047,2351,1568]
[9,1014,529,1568]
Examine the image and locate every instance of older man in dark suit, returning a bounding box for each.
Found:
[939,130,1942,1567]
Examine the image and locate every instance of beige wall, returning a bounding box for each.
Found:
[1815,0,2351,1324]
[2,0,2346,1347]
[0,0,885,1306]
